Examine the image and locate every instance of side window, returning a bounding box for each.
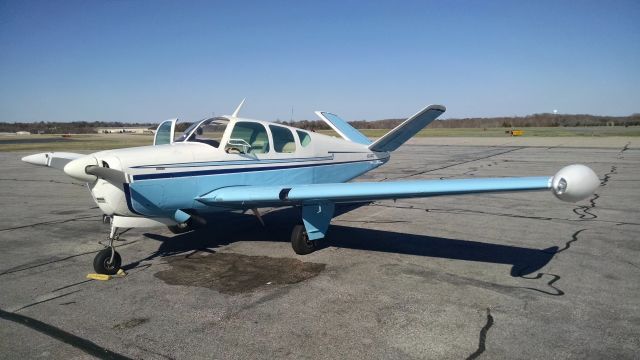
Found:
[154,120,174,145]
[269,125,296,153]
[226,122,270,154]
[297,130,311,147]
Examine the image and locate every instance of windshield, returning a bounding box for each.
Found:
[174,118,230,148]
[174,121,203,142]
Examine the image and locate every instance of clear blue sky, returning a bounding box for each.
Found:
[1,0,639,122]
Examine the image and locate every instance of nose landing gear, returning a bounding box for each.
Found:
[93,248,121,275]
[93,225,128,275]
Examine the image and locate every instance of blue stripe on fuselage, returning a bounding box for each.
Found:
[131,155,335,169]
[131,158,382,181]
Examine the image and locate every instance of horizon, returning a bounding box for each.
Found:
[1,0,639,123]
[1,111,638,126]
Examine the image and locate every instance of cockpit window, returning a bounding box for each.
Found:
[269,125,296,153]
[297,130,311,147]
[226,122,270,154]
[175,118,229,148]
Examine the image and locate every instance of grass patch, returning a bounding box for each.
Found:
[0,134,153,152]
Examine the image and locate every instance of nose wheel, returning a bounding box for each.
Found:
[93,225,127,275]
[93,248,122,275]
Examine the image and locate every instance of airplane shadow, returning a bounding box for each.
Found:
[133,205,558,277]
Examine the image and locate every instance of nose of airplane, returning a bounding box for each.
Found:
[63,156,98,182]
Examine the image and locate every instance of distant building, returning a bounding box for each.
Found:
[16,131,31,135]
[96,127,154,134]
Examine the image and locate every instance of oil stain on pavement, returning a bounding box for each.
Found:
[154,252,325,294]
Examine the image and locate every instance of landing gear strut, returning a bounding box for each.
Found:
[93,225,126,275]
[167,219,193,234]
[291,224,317,255]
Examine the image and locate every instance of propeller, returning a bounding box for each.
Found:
[85,165,127,184]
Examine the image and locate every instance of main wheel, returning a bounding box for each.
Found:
[291,224,316,255]
[168,220,192,234]
[93,248,122,275]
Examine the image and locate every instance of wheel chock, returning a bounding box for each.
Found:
[86,269,126,281]
[86,273,112,281]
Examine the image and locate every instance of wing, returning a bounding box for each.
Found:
[196,176,552,207]
[195,164,597,240]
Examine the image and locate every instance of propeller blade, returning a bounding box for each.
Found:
[85,165,127,184]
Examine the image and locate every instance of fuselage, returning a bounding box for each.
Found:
[84,116,389,222]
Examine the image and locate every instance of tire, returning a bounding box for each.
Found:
[168,221,192,234]
[291,224,316,255]
[93,248,122,275]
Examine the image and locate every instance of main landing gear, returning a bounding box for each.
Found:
[291,224,316,255]
[290,203,334,255]
[167,220,193,234]
[93,225,128,275]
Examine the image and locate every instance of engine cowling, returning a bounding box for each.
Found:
[551,164,599,202]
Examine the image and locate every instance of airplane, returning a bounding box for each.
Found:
[21,101,600,275]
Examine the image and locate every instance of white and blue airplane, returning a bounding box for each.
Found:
[22,101,600,275]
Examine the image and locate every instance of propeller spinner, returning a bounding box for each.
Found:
[63,156,127,184]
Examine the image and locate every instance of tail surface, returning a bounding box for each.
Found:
[315,111,372,146]
[368,104,445,152]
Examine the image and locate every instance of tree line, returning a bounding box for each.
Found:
[0,121,157,134]
[1,113,639,134]
[277,113,640,130]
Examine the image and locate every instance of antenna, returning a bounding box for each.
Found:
[232,98,246,118]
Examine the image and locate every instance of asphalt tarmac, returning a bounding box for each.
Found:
[0,138,638,359]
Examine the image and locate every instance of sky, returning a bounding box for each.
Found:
[1,0,639,123]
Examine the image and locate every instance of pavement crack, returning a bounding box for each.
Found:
[389,147,523,180]
[618,142,630,158]
[0,178,85,187]
[372,202,555,222]
[0,308,133,360]
[515,273,565,296]
[466,308,494,360]
[0,214,101,232]
[572,195,598,220]
[0,240,139,276]
[600,166,617,187]
[573,165,616,220]
[370,202,640,226]
[552,229,588,254]
[11,290,83,313]
[515,229,588,296]
[624,260,640,270]
[51,279,94,292]
[334,219,410,225]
